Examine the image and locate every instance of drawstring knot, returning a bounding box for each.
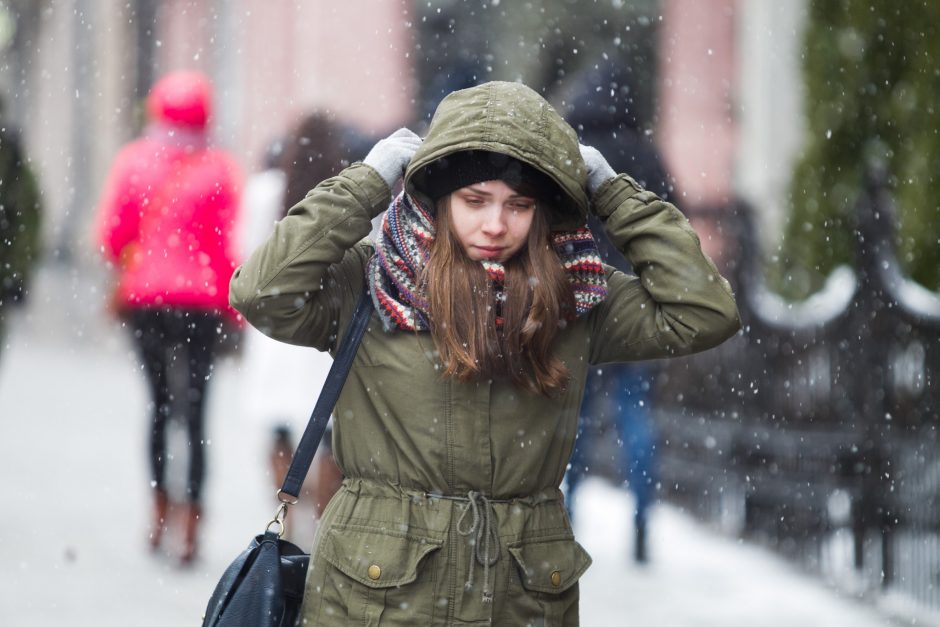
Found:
[456,490,500,603]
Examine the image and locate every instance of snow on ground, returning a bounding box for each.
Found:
[576,478,912,626]
[0,327,926,626]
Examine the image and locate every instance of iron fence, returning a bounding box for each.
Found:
[655,169,940,612]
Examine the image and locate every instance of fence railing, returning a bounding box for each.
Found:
[654,168,940,613]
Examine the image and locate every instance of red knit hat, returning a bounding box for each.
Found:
[146,71,213,129]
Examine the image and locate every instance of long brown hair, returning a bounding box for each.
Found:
[423,193,575,396]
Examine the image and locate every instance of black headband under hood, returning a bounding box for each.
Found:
[417,150,565,207]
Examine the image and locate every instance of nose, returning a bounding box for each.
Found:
[480,208,507,238]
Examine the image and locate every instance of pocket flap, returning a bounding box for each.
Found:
[320,524,443,589]
[508,536,593,594]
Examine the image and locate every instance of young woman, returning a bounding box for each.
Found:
[230,81,739,625]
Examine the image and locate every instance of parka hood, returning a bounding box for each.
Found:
[405,81,589,229]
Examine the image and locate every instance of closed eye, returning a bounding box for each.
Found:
[510,201,536,210]
[459,195,485,206]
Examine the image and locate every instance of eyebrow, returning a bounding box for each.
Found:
[462,185,535,200]
[462,185,494,196]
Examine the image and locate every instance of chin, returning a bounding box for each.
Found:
[463,246,519,263]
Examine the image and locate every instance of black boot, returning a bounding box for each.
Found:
[634,519,648,564]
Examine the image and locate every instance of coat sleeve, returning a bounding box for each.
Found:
[587,174,741,364]
[95,148,141,263]
[197,152,244,321]
[228,163,390,351]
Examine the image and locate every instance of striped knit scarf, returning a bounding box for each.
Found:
[367,192,608,332]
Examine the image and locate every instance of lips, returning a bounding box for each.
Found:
[474,246,505,259]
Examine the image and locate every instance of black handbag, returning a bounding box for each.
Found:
[201,291,373,627]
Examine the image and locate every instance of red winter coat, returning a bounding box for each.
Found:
[96,128,241,315]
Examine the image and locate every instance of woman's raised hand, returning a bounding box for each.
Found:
[364,128,423,188]
[579,144,616,197]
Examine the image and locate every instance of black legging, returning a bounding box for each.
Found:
[129,308,221,503]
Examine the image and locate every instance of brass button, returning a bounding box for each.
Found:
[367,564,382,580]
[550,570,562,587]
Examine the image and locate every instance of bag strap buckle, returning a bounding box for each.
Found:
[265,490,299,537]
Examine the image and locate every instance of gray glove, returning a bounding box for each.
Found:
[364,128,423,188]
[579,144,616,196]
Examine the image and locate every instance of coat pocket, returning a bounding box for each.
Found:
[507,536,593,594]
[320,523,443,589]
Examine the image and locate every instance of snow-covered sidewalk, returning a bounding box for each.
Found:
[0,331,919,626]
[575,478,915,626]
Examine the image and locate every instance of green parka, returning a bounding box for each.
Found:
[230,81,740,626]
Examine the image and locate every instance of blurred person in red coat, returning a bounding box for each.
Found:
[95,71,241,564]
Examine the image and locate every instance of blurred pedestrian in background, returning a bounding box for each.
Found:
[563,59,677,563]
[95,71,242,565]
[0,94,42,363]
[238,111,369,543]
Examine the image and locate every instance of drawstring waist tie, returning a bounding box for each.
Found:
[444,491,502,603]
[337,478,564,604]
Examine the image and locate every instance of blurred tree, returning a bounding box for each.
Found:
[780,0,940,297]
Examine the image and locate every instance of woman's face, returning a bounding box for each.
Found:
[448,180,536,263]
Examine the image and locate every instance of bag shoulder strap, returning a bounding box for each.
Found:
[279,289,372,499]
